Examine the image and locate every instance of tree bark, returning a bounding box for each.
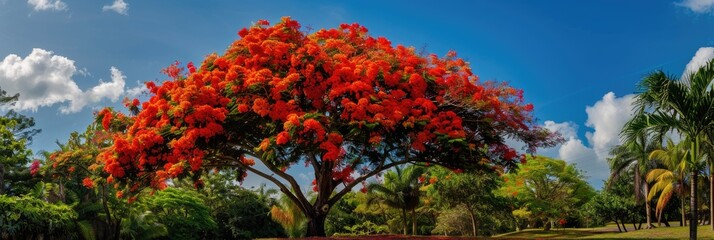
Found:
[682,184,687,226]
[401,208,407,235]
[690,171,698,240]
[710,158,713,230]
[645,183,654,229]
[306,213,327,237]
[411,208,417,235]
[466,205,478,236]
[615,220,622,232]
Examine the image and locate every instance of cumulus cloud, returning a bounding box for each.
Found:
[27,0,67,11]
[558,137,605,181]
[103,0,128,15]
[60,67,125,113]
[532,93,635,189]
[0,48,137,113]
[0,48,82,111]
[584,92,636,160]
[681,47,714,81]
[677,0,714,13]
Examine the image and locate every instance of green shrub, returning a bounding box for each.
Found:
[0,195,77,239]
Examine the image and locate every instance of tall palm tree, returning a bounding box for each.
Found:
[367,165,425,235]
[629,59,714,239]
[647,138,690,226]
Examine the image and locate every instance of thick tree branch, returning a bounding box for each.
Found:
[252,152,314,216]
[212,154,313,216]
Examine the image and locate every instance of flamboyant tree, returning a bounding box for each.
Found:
[95,17,559,236]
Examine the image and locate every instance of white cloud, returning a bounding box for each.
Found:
[60,67,126,113]
[532,93,636,189]
[103,0,128,15]
[677,0,714,13]
[584,92,636,160]
[681,47,714,81]
[0,48,82,111]
[126,82,146,98]
[543,120,578,139]
[0,48,137,114]
[558,137,605,182]
[27,0,67,11]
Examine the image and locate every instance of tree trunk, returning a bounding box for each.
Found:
[710,158,713,230]
[682,186,687,226]
[543,219,551,231]
[635,167,641,203]
[466,205,478,236]
[0,162,5,195]
[645,177,654,229]
[401,208,407,235]
[690,171,698,240]
[621,219,628,232]
[615,220,622,232]
[411,208,417,235]
[306,213,327,237]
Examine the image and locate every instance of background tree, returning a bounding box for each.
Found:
[94,18,558,236]
[146,188,217,240]
[42,123,131,240]
[582,191,638,233]
[429,166,507,236]
[192,170,285,239]
[499,156,595,230]
[271,192,308,238]
[0,87,38,195]
[367,165,425,235]
[607,131,661,230]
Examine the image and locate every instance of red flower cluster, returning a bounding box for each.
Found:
[29,160,40,176]
[82,177,95,189]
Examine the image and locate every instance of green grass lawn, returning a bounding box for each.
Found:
[494,224,714,239]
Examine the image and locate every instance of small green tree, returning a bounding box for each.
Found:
[430,167,507,236]
[582,191,637,232]
[147,188,217,240]
[499,156,595,230]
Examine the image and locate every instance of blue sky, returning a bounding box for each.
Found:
[1,0,714,189]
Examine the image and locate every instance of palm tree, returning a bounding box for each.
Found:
[609,122,660,229]
[629,59,714,239]
[367,165,425,235]
[270,192,307,238]
[647,138,690,226]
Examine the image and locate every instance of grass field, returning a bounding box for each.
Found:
[494,224,714,239]
[259,224,714,239]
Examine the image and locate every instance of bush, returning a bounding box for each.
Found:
[0,195,77,239]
